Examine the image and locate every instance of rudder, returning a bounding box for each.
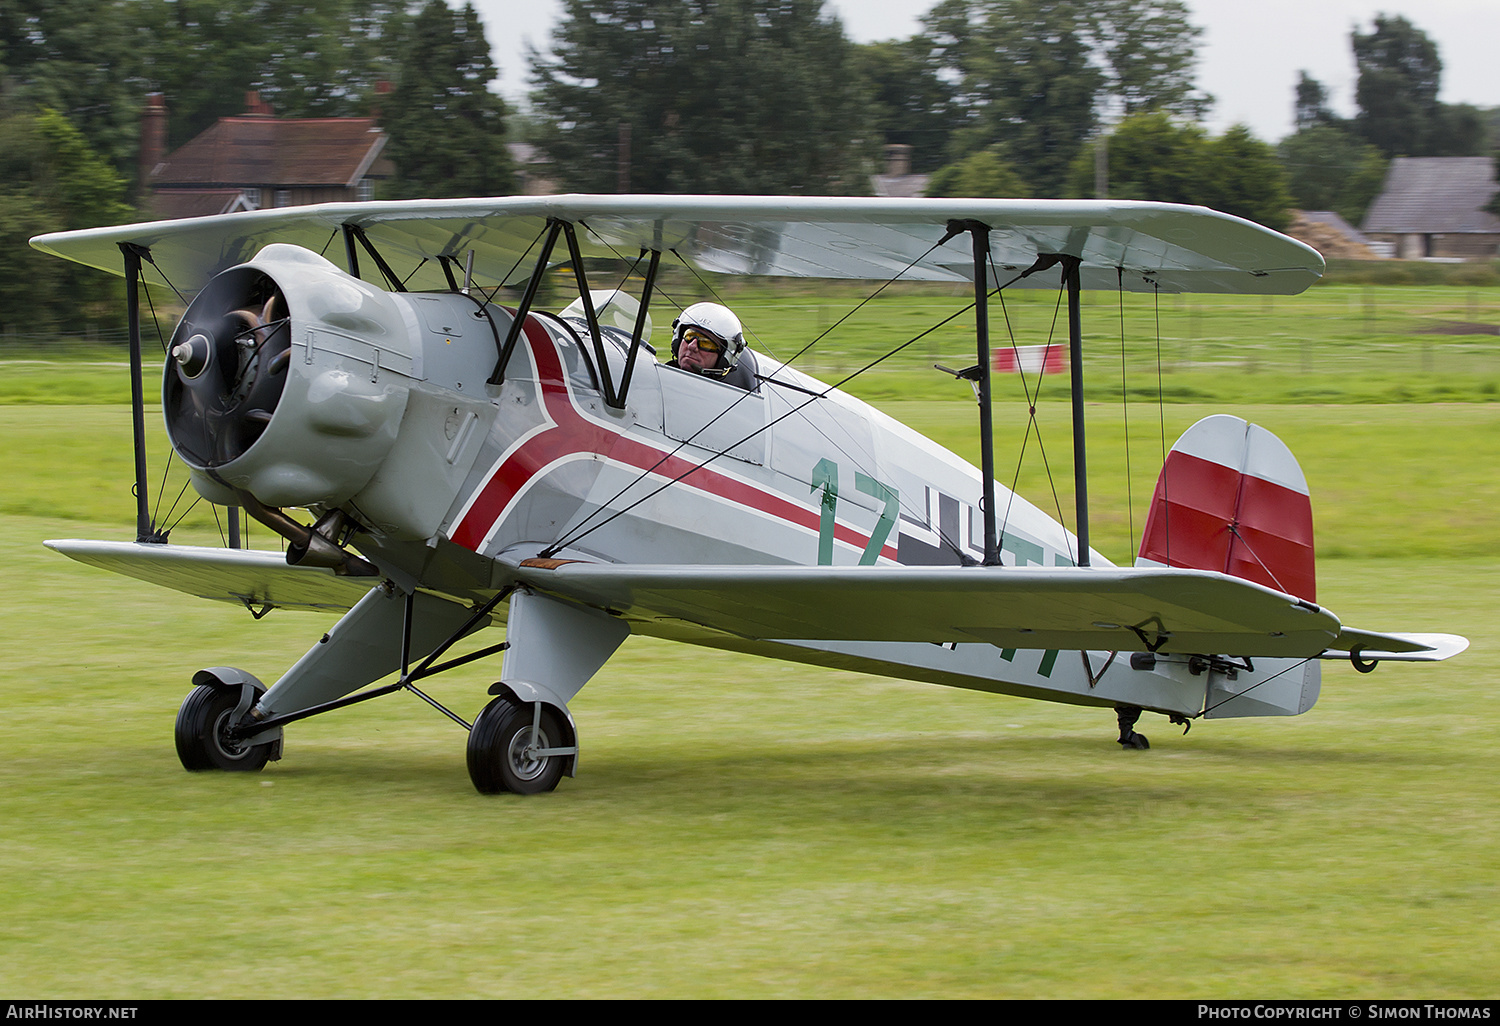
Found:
[1137,415,1316,603]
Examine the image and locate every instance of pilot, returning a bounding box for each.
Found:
[667,302,758,391]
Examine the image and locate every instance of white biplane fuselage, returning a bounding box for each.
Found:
[200,245,1312,732]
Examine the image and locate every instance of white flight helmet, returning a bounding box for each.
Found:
[671,302,746,376]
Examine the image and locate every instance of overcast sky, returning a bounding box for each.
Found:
[468,0,1500,147]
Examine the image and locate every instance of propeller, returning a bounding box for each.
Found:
[163,267,292,468]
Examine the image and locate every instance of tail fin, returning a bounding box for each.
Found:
[1137,415,1316,603]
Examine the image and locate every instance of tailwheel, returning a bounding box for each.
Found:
[175,682,275,772]
[467,695,570,795]
[1115,704,1150,750]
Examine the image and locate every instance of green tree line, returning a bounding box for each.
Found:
[1,1,1493,333]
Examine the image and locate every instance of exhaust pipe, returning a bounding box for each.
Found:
[233,492,379,577]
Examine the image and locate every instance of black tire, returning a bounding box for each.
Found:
[1120,731,1151,750]
[467,696,567,795]
[175,683,273,772]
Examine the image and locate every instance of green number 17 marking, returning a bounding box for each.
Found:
[811,458,898,566]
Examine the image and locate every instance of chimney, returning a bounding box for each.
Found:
[884,144,913,177]
[371,79,392,122]
[138,92,168,205]
[244,91,273,117]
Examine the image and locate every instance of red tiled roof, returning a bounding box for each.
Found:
[149,189,250,219]
[152,117,388,189]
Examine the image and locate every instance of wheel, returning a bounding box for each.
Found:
[175,683,273,772]
[467,696,568,795]
[1119,731,1150,750]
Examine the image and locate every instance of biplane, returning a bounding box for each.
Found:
[31,196,1467,794]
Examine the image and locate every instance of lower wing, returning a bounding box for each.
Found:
[46,539,374,614]
[511,559,1465,662]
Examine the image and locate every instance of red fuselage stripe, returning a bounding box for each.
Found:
[451,317,897,560]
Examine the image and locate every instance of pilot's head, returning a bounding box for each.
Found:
[671,302,745,376]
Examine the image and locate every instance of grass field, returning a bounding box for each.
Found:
[2,283,1497,998]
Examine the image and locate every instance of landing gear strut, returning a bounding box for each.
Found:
[1115,704,1150,750]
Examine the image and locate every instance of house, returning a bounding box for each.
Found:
[1362,157,1500,260]
[142,92,392,219]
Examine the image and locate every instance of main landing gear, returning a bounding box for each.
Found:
[167,586,627,795]
[467,693,574,794]
[175,678,279,771]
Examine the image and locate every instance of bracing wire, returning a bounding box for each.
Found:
[1118,267,1135,555]
[1153,281,1170,569]
[1201,657,1314,717]
[996,268,1074,566]
[400,257,429,289]
[475,222,553,314]
[540,235,963,558]
[540,285,992,560]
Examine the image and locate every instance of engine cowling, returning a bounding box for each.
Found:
[165,244,416,511]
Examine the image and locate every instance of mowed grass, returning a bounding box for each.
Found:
[3,282,1499,997]
[2,514,1496,998]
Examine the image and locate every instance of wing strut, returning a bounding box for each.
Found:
[950,226,1093,568]
[616,246,661,404]
[1063,254,1090,567]
[342,223,408,293]
[558,220,623,408]
[489,219,565,387]
[957,220,1003,567]
[119,242,168,544]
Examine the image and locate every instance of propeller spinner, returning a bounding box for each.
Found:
[164,266,291,468]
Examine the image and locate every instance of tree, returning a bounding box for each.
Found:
[1350,15,1486,158]
[382,0,514,199]
[919,1,1100,195]
[0,1,409,186]
[924,146,1031,198]
[529,0,873,195]
[133,0,406,150]
[1199,124,1291,230]
[0,0,147,176]
[854,38,963,175]
[917,0,1206,197]
[0,106,132,333]
[1066,110,1206,204]
[1277,124,1387,225]
[1063,113,1292,229]
[1293,71,1339,132]
[1082,0,1209,120]
[1352,15,1441,157]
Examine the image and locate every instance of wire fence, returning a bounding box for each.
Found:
[4,283,1497,385]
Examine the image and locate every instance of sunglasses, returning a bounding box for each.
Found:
[681,327,724,354]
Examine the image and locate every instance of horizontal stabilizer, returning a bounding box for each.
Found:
[45,539,373,613]
[511,559,1343,658]
[1324,629,1470,663]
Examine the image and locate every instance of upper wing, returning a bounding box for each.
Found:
[510,559,1352,659]
[31,195,1323,298]
[46,539,373,614]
